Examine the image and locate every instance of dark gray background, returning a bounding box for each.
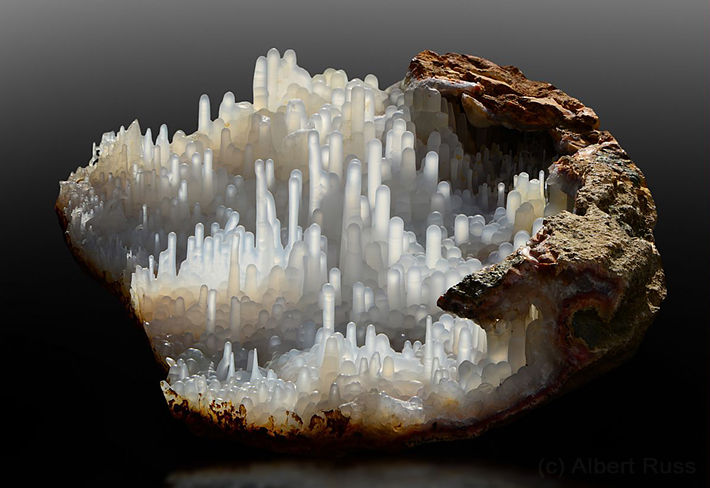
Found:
[2,0,708,485]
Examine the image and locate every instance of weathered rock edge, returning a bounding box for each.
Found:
[429,50,666,410]
[55,50,666,454]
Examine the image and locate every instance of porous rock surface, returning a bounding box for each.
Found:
[430,50,666,399]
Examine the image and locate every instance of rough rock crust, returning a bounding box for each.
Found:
[404,50,604,155]
[56,50,666,453]
[430,50,666,400]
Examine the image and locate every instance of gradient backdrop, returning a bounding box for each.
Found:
[2,0,708,486]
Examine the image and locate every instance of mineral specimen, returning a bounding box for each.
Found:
[56,49,665,451]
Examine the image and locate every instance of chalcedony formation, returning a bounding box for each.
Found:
[56,49,665,451]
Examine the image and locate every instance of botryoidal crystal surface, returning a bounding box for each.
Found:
[56,49,665,451]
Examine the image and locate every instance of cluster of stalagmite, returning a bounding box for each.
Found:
[58,49,569,431]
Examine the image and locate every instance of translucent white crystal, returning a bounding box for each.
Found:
[58,48,566,432]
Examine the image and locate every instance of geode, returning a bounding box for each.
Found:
[56,49,665,452]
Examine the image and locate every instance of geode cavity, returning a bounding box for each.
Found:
[55,49,665,452]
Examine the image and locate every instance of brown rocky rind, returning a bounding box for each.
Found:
[430,50,666,398]
[404,50,607,155]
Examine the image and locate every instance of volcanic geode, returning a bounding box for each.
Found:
[56,49,665,451]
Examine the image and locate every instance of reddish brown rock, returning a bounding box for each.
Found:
[405,50,602,154]
[431,50,666,401]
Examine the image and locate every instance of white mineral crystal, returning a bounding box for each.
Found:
[58,48,566,435]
